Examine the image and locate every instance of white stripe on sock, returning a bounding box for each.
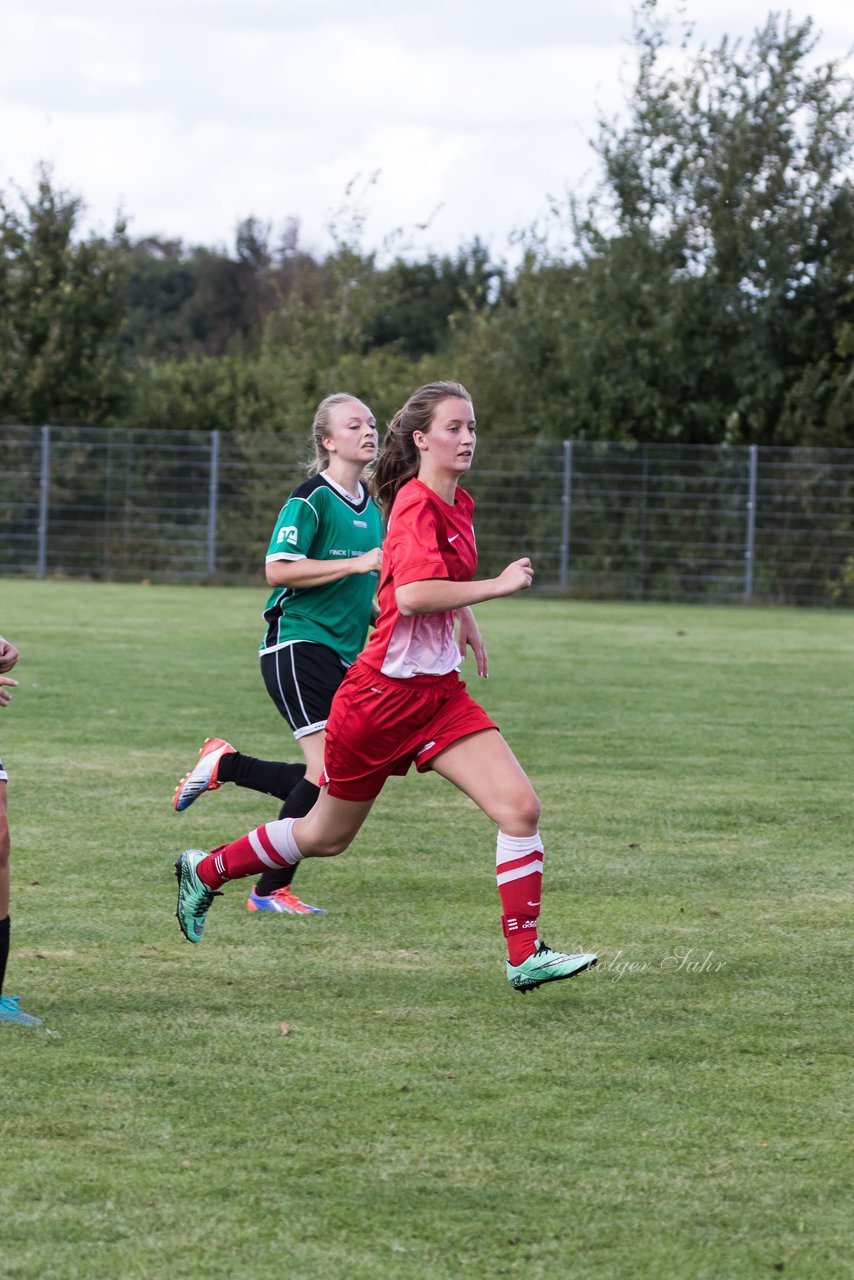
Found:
[262,816,304,866]
[496,857,544,886]
[248,827,281,869]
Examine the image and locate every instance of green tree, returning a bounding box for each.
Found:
[364,240,503,359]
[124,237,199,358]
[0,169,129,424]
[124,219,278,361]
[566,2,854,445]
[458,4,854,446]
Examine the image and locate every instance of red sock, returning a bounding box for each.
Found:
[196,819,303,889]
[496,831,543,965]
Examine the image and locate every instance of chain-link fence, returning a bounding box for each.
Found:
[2,425,853,605]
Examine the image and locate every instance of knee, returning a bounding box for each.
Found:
[308,835,348,858]
[291,801,363,859]
[296,821,349,858]
[497,785,541,835]
[0,814,9,869]
[521,790,542,831]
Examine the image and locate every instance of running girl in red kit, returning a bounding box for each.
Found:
[174,381,598,992]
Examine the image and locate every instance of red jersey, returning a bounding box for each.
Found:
[362,478,477,678]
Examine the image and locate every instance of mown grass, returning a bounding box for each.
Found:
[0,580,851,1279]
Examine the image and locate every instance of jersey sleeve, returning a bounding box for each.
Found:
[265,493,321,562]
[388,494,449,587]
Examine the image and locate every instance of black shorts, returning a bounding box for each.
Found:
[0,756,6,783]
[260,642,348,740]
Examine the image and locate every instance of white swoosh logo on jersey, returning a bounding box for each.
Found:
[448,533,459,542]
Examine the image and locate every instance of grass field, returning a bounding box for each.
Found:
[0,579,851,1280]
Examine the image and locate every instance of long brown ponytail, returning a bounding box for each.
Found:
[373,380,471,521]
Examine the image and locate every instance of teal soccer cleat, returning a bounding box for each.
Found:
[507,942,598,993]
[175,849,221,943]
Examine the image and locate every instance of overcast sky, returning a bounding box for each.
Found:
[1,0,850,262]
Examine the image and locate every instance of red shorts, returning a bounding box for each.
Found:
[320,659,499,802]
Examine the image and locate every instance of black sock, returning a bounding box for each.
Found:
[216,751,306,802]
[253,779,321,896]
[0,915,10,999]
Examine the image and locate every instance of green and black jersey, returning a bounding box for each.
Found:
[260,474,382,665]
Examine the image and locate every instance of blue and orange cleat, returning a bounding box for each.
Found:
[247,886,326,915]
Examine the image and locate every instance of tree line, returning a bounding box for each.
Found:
[1,6,852,447]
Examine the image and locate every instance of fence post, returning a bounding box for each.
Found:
[559,440,573,590]
[103,431,114,571]
[744,444,758,603]
[37,425,51,579]
[122,434,134,571]
[207,429,220,578]
[639,444,649,600]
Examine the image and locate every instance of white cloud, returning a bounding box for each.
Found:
[0,0,849,258]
